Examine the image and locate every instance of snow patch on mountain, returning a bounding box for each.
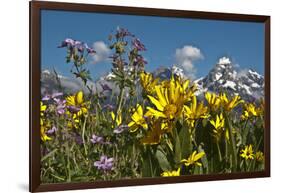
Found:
[194,57,264,100]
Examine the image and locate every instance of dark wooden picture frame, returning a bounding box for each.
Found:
[30,1,270,192]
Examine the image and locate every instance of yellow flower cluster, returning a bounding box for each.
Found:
[240,144,264,162]
[130,73,198,144]
[40,102,52,141]
[66,91,89,129]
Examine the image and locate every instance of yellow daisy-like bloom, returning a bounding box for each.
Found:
[240,144,254,160]
[210,113,225,141]
[40,102,51,141]
[140,71,159,94]
[146,78,186,120]
[161,168,181,177]
[241,103,259,120]
[141,119,164,145]
[220,93,244,112]
[255,151,264,162]
[111,111,122,127]
[128,104,148,132]
[183,96,209,127]
[181,151,205,167]
[40,125,52,142]
[205,92,221,111]
[66,91,88,116]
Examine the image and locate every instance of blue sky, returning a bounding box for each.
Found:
[41,10,264,80]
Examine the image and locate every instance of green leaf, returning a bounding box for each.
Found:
[174,127,182,164]
[156,147,171,171]
[198,145,208,173]
[179,124,192,159]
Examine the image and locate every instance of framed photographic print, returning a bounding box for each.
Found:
[29,1,270,192]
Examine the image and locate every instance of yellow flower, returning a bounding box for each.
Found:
[240,144,254,160]
[111,111,122,127]
[255,151,264,162]
[141,119,164,145]
[140,71,159,94]
[181,151,205,167]
[220,93,244,112]
[241,103,258,120]
[184,96,209,127]
[64,109,81,129]
[205,92,221,111]
[146,78,186,120]
[161,168,181,177]
[40,101,51,141]
[41,126,51,141]
[66,91,88,116]
[40,101,47,115]
[128,104,148,132]
[210,113,225,141]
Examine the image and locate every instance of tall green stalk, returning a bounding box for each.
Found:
[225,112,237,171]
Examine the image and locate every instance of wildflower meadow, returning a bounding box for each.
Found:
[40,28,265,183]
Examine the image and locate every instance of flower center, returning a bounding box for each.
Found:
[164,104,178,119]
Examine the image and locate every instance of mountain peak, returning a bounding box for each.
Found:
[218,57,232,65]
[194,57,264,100]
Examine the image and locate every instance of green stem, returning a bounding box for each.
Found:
[242,119,249,144]
[66,141,71,182]
[225,113,238,171]
[114,86,125,126]
[148,148,154,177]
[216,142,222,162]
[41,149,58,162]
[82,115,88,156]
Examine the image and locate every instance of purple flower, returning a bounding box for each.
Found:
[42,93,66,115]
[74,41,84,52]
[116,27,134,39]
[134,55,147,66]
[46,126,58,134]
[94,155,114,171]
[56,100,66,115]
[58,38,75,48]
[84,43,96,54]
[42,95,51,101]
[113,125,129,134]
[42,92,63,101]
[132,38,146,51]
[90,134,104,144]
[58,39,95,54]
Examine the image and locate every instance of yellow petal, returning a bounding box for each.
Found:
[76,91,84,105]
[147,107,166,118]
[136,104,143,116]
[128,121,135,127]
[155,86,168,107]
[194,151,205,161]
[147,95,164,111]
[66,95,76,106]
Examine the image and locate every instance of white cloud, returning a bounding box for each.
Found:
[91,41,111,64]
[175,45,204,79]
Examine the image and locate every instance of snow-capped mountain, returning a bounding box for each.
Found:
[41,57,264,101]
[153,65,185,80]
[194,57,264,100]
[41,69,97,94]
